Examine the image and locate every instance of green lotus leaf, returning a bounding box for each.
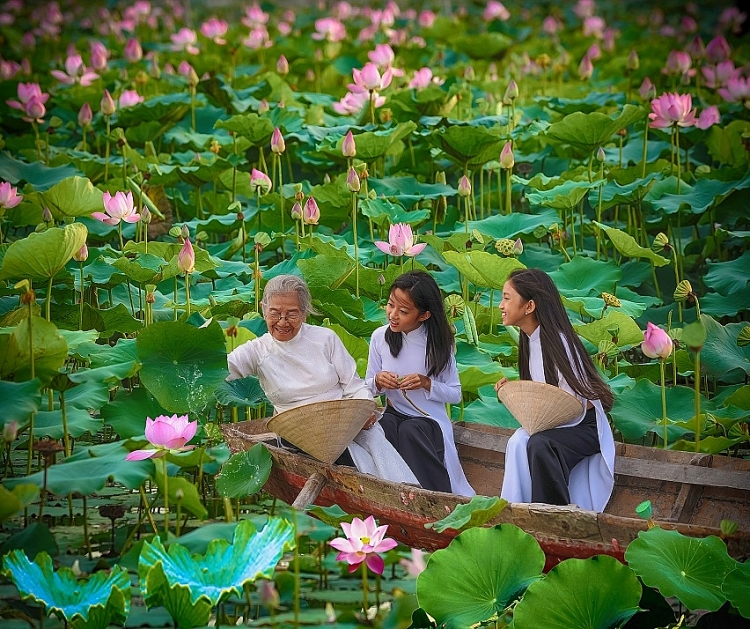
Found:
[610,379,700,441]
[589,174,660,211]
[0,379,42,423]
[213,376,267,408]
[359,197,430,228]
[526,179,596,211]
[154,465,207,520]
[545,105,645,152]
[562,293,649,320]
[214,112,275,146]
[725,385,750,410]
[723,561,750,619]
[368,177,455,206]
[425,495,507,533]
[458,363,509,396]
[575,311,644,349]
[2,550,130,629]
[593,221,671,266]
[0,223,88,282]
[537,92,625,115]
[28,176,102,221]
[703,251,750,296]
[702,289,750,318]
[0,484,39,523]
[0,317,68,385]
[33,408,101,439]
[705,119,750,167]
[338,122,417,163]
[305,504,358,528]
[417,525,544,629]
[699,315,750,382]
[513,555,641,629]
[466,208,560,240]
[443,250,525,290]
[216,444,272,499]
[550,255,622,297]
[67,360,140,385]
[60,379,109,410]
[646,170,750,216]
[457,391,520,427]
[298,254,355,291]
[0,521,58,560]
[137,320,229,414]
[0,152,78,192]
[3,450,152,495]
[112,252,171,284]
[625,527,736,612]
[172,521,252,555]
[139,517,295,609]
[434,125,506,168]
[114,92,192,126]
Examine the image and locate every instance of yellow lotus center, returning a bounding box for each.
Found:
[360,536,371,545]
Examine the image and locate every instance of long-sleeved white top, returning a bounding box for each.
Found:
[500,326,616,512]
[365,324,475,497]
[227,323,418,485]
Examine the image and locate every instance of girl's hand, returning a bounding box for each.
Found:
[398,373,431,392]
[494,377,508,398]
[375,371,400,390]
[363,412,379,430]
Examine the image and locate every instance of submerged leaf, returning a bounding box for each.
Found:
[425,495,507,533]
[216,444,272,499]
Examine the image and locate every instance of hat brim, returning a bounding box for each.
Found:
[497,380,584,435]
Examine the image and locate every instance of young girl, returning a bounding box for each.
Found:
[366,271,475,496]
[495,268,615,512]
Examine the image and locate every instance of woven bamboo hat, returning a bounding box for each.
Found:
[496,380,584,435]
[267,399,376,464]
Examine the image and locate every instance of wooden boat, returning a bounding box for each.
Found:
[221,420,750,567]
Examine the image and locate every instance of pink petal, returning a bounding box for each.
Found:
[122,214,141,223]
[145,420,178,447]
[330,538,357,552]
[126,449,159,460]
[374,241,392,254]
[373,538,398,553]
[365,553,385,575]
[406,243,427,256]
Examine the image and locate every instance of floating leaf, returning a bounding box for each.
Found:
[0,317,68,385]
[545,105,645,152]
[0,379,42,423]
[625,527,736,612]
[513,555,641,629]
[216,444,272,499]
[526,180,596,211]
[425,495,507,533]
[2,550,131,629]
[722,561,750,619]
[213,376,267,408]
[417,525,544,629]
[0,484,39,523]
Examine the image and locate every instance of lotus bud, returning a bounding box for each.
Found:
[276,54,289,76]
[100,89,116,116]
[293,183,304,201]
[149,55,161,79]
[42,206,53,223]
[323,173,331,184]
[290,201,303,220]
[342,130,356,158]
[180,224,190,241]
[259,579,279,610]
[140,207,152,224]
[250,168,272,195]
[186,67,199,88]
[651,232,670,253]
[641,322,673,359]
[626,49,639,71]
[513,238,523,256]
[463,65,475,81]
[271,127,285,154]
[499,141,514,170]
[73,243,88,262]
[124,38,143,63]
[178,237,195,274]
[673,280,693,303]
[639,77,656,100]
[346,167,360,192]
[378,273,385,285]
[578,54,594,80]
[303,196,320,224]
[435,171,446,185]
[78,102,92,127]
[503,79,519,104]
[258,99,269,114]
[596,146,606,163]
[457,175,471,197]
[3,420,18,443]
[602,292,621,308]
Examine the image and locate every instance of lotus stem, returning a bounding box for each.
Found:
[255,247,260,313]
[26,300,35,476]
[674,126,682,196]
[184,272,191,318]
[104,115,111,181]
[162,458,169,534]
[361,561,369,619]
[641,120,648,179]
[505,169,512,215]
[256,188,262,235]
[173,277,178,321]
[175,492,182,537]
[660,358,668,449]
[352,191,360,298]
[78,261,84,330]
[117,222,124,252]
[292,508,300,629]
[671,245,683,323]
[82,495,93,559]
[276,154,285,257]
[694,349,701,453]
[32,120,42,161]
[45,276,52,322]
[369,89,375,125]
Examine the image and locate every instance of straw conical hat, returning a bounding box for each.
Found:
[267,399,376,464]
[496,380,584,435]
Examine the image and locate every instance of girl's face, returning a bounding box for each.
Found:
[386,288,430,334]
[499,280,532,328]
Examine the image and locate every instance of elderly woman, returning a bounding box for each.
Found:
[227,274,417,484]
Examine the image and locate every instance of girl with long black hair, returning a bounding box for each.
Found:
[495,268,615,512]
[366,271,474,496]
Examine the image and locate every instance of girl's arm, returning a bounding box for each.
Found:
[424,355,462,404]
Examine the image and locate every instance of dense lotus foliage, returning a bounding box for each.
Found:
[1,0,749,627]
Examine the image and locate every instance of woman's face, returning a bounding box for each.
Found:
[385,287,430,334]
[499,280,531,328]
[264,292,305,341]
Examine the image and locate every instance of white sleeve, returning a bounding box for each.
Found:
[365,331,384,395]
[425,353,462,404]
[226,340,260,381]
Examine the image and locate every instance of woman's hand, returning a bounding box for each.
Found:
[375,371,400,390]
[363,412,379,430]
[398,373,431,392]
[494,377,508,398]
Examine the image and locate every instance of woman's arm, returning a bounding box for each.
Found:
[330,333,372,400]
[226,340,260,381]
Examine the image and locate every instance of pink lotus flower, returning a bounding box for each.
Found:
[649,93,697,129]
[24,95,46,123]
[346,167,360,192]
[51,54,99,86]
[200,17,228,45]
[342,130,356,157]
[375,223,426,257]
[457,175,471,197]
[573,0,595,18]
[92,191,140,225]
[312,16,346,42]
[0,181,23,210]
[578,54,594,80]
[243,26,270,50]
[178,237,195,274]
[72,243,88,262]
[171,28,199,55]
[399,548,427,577]
[583,15,605,38]
[351,62,392,93]
[100,89,116,116]
[418,10,436,28]
[687,35,705,61]
[6,82,49,112]
[500,141,514,170]
[718,76,750,107]
[639,77,656,100]
[125,414,198,460]
[78,102,92,126]
[705,35,731,65]
[123,38,142,63]
[696,106,720,130]
[663,50,695,81]
[303,197,320,224]
[641,322,673,359]
[242,3,269,29]
[409,67,443,89]
[718,7,747,34]
[250,168,272,194]
[119,90,143,108]
[329,516,398,575]
[270,127,285,154]
[483,0,510,21]
[1,59,20,79]
[702,60,739,90]
[333,91,373,116]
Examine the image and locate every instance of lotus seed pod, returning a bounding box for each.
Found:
[738,325,750,347]
[652,232,669,253]
[495,238,515,256]
[444,294,465,318]
[602,292,621,307]
[673,279,693,303]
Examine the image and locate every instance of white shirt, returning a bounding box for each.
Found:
[227,323,418,485]
[501,326,616,512]
[365,324,475,497]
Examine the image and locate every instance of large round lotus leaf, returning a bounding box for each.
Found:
[416,525,544,629]
[30,176,103,221]
[594,221,671,267]
[0,223,87,282]
[443,251,525,290]
[624,527,736,612]
[0,317,68,385]
[513,555,641,629]
[214,376,267,408]
[216,444,272,499]
[526,180,596,211]
[136,320,228,414]
[435,125,506,168]
[0,379,42,423]
[214,112,274,146]
[699,315,750,382]
[722,561,750,619]
[545,105,645,152]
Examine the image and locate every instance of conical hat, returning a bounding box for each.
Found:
[496,380,584,435]
[267,399,376,464]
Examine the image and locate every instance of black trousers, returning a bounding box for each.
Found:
[379,406,451,493]
[528,407,600,505]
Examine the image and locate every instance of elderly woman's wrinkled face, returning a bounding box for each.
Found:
[264,292,305,341]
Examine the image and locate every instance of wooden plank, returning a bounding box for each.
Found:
[669,454,711,523]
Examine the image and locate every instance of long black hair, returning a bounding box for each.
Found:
[507,268,614,411]
[384,271,454,378]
